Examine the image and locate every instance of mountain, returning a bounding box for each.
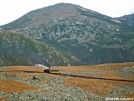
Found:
[115,13,134,26]
[1,3,134,65]
[0,31,80,66]
[0,3,113,30]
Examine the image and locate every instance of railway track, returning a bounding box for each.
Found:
[0,70,134,83]
[59,73,134,82]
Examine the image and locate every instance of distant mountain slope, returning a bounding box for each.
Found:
[1,3,134,65]
[0,31,80,66]
[0,3,112,30]
[115,13,134,26]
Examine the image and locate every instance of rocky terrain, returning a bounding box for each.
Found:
[116,13,134,26]
[0,3,134,65]
[0,3,134,101]
[0,62,134,101]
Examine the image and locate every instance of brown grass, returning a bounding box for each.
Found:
[63,77,121,96]
[63,76,133,96]
[94,62,134,70]
[0,98,6,101]
[101,71,123,79]
[1,62,134,97]
[0,79,39,94]
[125,94,134,100]
[52,62,134,73]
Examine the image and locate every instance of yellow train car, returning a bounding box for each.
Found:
[49,70,61,74]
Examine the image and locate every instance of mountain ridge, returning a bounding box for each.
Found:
[0,3,113,30]
[115,13,134,26]
[0,3,134,65]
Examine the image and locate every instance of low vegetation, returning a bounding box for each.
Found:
[1,3,134,65]
[0,62,134,100]
[0,31,80,66]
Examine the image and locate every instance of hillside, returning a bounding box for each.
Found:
[0,31,80,66]
[116,13,134,26]
[0,63,134,100]
[1,3,134,65]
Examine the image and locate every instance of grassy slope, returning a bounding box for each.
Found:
[0,31,80,66]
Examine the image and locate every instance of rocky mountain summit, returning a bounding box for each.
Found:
[0,3,134,65]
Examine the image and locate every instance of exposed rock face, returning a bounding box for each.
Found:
[1,3,134,65]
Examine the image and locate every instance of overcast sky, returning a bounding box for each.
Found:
[0,0,134,26]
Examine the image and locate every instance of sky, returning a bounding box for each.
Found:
[0,0,134,26]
